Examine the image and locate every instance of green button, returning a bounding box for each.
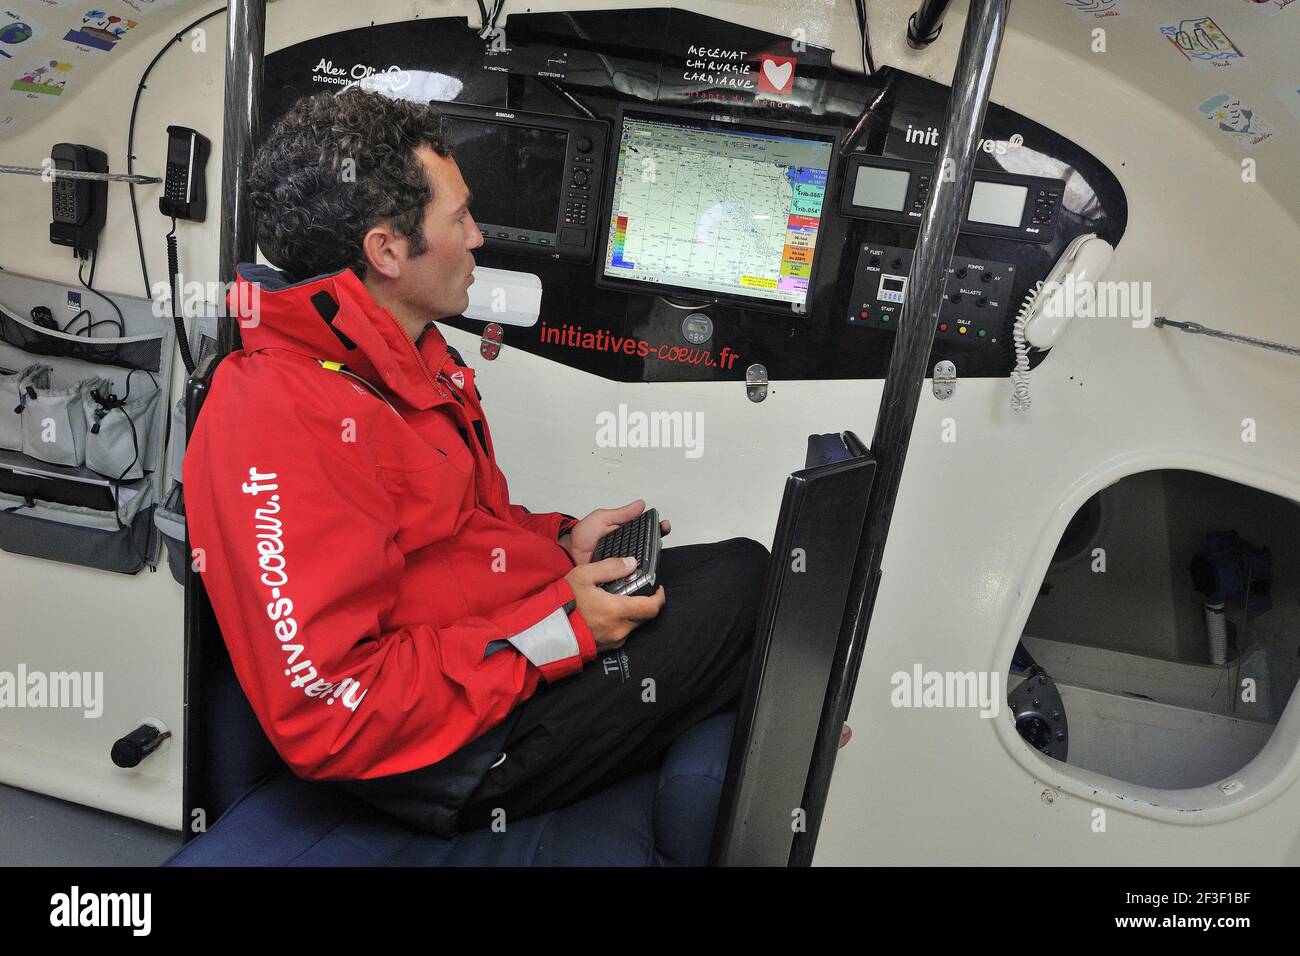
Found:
[882,315,890,322]
[977,328,986,337]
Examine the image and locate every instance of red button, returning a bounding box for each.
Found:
[939,323,949,332]
[859,310,869,319]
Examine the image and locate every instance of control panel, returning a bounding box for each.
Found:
[846,244,1017,346]
[839,154,1065,243]
[561,132,598,246]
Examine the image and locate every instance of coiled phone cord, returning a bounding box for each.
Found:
[1010,280,1042,413]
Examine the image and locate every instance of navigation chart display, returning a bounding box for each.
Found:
[600,109,835,309]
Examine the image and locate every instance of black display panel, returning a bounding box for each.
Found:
[596,105,839,315]
[429,101,610,263]
[444,117,566,233]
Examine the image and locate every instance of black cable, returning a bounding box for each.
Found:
[76,253,126,337]
[127,6,227,299]
[60,309,92,333]
[854,0,877,76]
[167,216,197,374]
[560,12,618,84]
[537,76,596,118]
[97,368,158,571]
[839,69,897,157]
[87,253,127,334]
[474,0,490,36]
[108,409,149,570]
[78,320,129,337]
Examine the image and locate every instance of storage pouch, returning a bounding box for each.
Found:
[0,489,156,574]
[0,363,52,452]
[83,371,160,481]
[155,481,187,584]
[20,376,108,467]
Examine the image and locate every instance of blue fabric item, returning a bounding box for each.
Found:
[203,665,280,821]
[653,712,734,866]
[165,711,735,867]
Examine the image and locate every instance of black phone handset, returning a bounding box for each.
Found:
[158,125,210,221]
[160,126,210,375]
[49,143,108,256]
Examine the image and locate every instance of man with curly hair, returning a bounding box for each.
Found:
[184,87,768,838]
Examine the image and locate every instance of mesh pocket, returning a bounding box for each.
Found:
[83,371,160,481]
[0,364,52,452]
[21,376,108,467]
[0,310,162,372]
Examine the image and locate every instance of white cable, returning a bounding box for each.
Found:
[1205,602,1228,666]
[1010,280,1042,413]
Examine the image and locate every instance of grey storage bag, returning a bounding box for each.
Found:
[21,375,108,467]
[154,481,187,584]
[0,363,52,452]
[83,371,160,481]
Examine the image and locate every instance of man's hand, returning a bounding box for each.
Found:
[558,499,671,566]
[564,557,665,650]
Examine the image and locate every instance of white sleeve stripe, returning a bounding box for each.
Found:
[506,606,579,668]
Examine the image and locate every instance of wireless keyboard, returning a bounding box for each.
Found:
[590,507,661,597]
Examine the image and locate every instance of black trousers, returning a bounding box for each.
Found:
[455,536,769,831]
[336,537,769,836]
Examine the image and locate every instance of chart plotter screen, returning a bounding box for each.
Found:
[602,112,835,309]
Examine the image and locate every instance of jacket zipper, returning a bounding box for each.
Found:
[381,312,496,503]
[380,310,474,413]
[384,310,441,396]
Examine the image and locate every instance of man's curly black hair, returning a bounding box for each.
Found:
[247,88,454,282]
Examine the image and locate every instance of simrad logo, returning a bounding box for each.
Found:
[50,886,151,936]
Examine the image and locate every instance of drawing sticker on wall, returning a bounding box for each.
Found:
[1197,93,1276,148]
[0,11,44,60]
[1159,18,1246,69]
[10,58,72,97]
[1241,0,1296,15]
[63,9,137,52]
[1063,0,1126,20]
[1273,84,1300,126]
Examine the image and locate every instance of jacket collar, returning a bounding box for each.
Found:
[229,263,462,411]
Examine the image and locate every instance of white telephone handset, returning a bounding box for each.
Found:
[1010,233,1114,411]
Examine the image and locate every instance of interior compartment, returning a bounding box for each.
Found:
[1012,470,1299,790]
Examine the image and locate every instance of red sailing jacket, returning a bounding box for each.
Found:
[183,263,596,781]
